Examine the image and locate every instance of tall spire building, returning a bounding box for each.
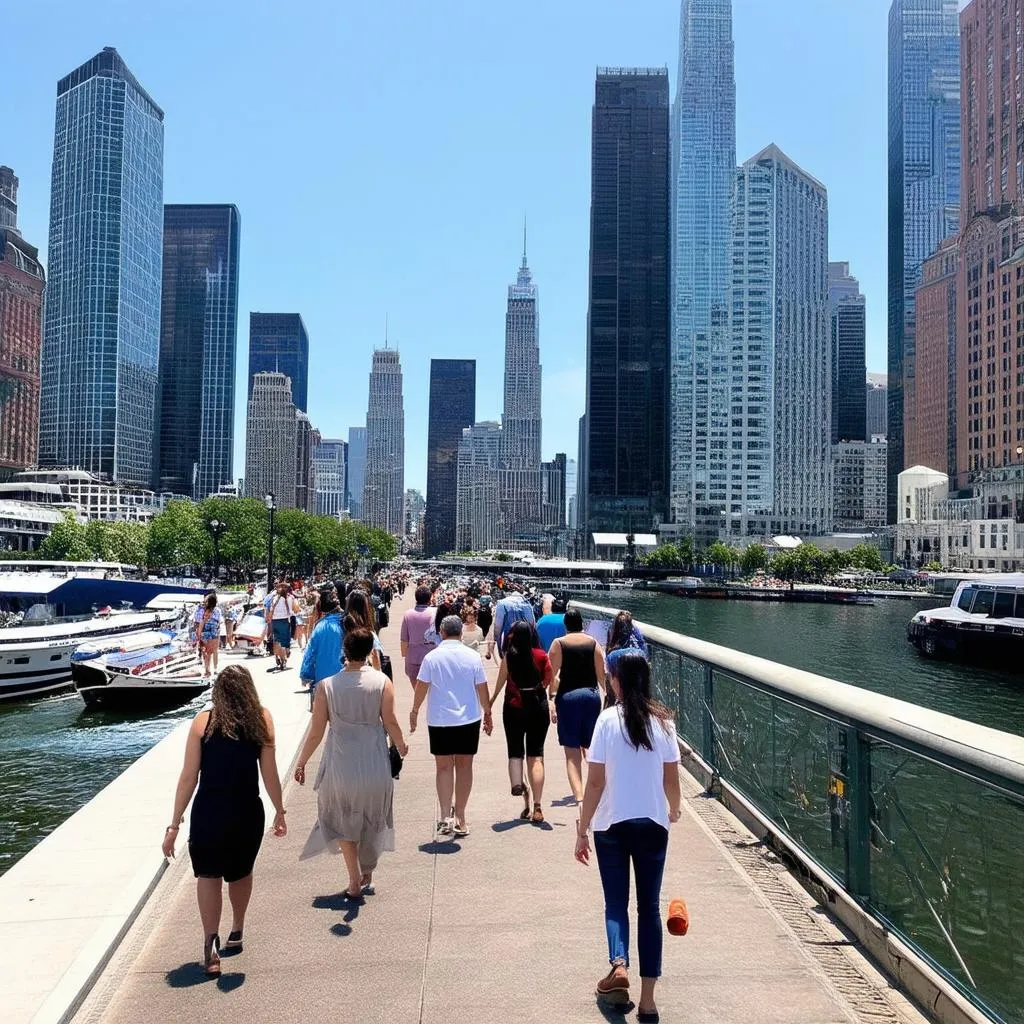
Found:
[670,0,737,528]
[362,348,405,535]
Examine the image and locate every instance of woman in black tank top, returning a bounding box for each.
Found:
[549,608,606,806]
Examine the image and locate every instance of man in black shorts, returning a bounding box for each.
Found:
[410,615,492,838]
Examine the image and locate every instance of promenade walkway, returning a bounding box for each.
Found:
[75,593,933,1024]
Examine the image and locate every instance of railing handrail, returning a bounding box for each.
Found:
[570,600,1024,795]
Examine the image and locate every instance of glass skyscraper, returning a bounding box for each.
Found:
[670,0,736,528]
[362,349,405,535]
[347,425,367,519]
[887,0,960,520]
[248,313,309,412]
[828,262,867,444]
[39,48,164,486]
[156,205,240,498]
[583,69,671,535]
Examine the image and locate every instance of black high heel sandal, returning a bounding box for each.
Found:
[204,933,221,976]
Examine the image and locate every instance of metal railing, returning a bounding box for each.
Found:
[571,601,1024,1024]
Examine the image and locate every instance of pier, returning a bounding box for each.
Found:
[1,592,1017,1024]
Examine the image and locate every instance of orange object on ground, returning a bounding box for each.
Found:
[667,899,689,935]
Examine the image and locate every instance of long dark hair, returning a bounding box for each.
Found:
[505,620,541,689]
[434,602,453,633]
[345,589,377,632]
[608,652,670,751]
[607,611,635,652]
[208,665,269,745]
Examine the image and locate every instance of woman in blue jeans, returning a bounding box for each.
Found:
[575,650,682,1023]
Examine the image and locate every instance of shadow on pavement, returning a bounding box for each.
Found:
[164,964,246,992]
[417,840,462,854]
[550,795,578,807]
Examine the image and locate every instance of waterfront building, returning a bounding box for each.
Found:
[670,0,736,529]
[40,48,164,486]
[314,438,347,519]
[866,373,888,440]
[244,371,297,507]
[2,468,163,522]
[294,412,319,514]
[584,68,670,537]
[156,205,240,499]
[347,426,367,519]
[908,237,958,479]
[362,349,404,535]
[0,167,45,475]
[829,263,867,444]
[728,145,832,538]
[425,358,475,556]
[887,0,961,521]
[832,440,888,530]
[456,421,502,552]
[248,313,309,412]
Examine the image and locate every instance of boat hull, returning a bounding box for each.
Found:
[72,642,209,712]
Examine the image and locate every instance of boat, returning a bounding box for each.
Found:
[907,573,1024,664]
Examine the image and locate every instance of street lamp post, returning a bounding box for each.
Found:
[265,494,276,590]
[208,519,225,581]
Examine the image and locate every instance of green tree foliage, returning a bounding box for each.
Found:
[38,512,92,561]
[703,541,734,571]
[739,543,769,575]
[146,500,209,569]
[847,543,885,573]
[197,497,268,574]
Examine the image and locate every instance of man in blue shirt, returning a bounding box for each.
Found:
[535,597,568,652]
[300,586,343,706]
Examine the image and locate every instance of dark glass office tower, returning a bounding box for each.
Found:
[425,359,475,556]
[583,68,671,535]
[248,313,309,412]
[156,205,240,497]
[828,262,867,444]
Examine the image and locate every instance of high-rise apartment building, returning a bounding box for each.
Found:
[499,242,543,544]
[541,454,567,529]
[670,0,737,527]
[347,426,367,519]
[584,68,671,536]
[40,48,164,485]
[425,359,475,556]
[156,205,240,498]
[833,439,888,529]
[456,421,502,552]
[887,0,961,520]
[248,313,309,412]
[294,412,319,514]
[362,349,404,535]
[729,145,831,537]
[829,263,867,443]
[0,167,45,474]
[245,371,297,507]
[867,373,888,439]
[314,438,347,519]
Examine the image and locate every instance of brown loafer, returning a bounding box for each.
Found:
[596,960,629,1002]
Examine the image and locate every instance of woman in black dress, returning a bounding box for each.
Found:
[162,665,287,976]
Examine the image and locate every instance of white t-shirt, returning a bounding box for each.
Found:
[587,705,680,832]
[416,640,487,728]
[268,594,297,620]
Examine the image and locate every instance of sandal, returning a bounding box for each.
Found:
[204,933,221,976]
[519,805,531,820]
[531,804,544,825]
[637,1010,660,1023]
[452,822,469,837]
[223,930,243,952]
[511,783,526,797]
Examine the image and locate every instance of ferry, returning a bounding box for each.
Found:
[907,573,1024,664]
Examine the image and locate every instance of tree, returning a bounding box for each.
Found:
[108,521,149,567]
[739,543,769,575]
[197,497,268,575]
[146,500,209,569]
[847,543,885,573]
[704,541,734,574]
[38,512,92,561]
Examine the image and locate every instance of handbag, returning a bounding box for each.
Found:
[388,736,403,779]
[380,651,393,681]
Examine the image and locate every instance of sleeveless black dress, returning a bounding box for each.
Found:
[188,721,265,883]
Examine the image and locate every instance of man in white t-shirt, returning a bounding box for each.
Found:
[410,615,492,839]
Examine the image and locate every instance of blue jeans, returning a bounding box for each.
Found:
[593,818,669,978]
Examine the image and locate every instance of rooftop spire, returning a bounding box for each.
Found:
[521,213,528,269]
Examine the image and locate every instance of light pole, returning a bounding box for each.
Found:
[264,494,276,591]
[208,519,225,581]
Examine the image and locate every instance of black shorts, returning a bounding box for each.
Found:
[428,721,481,757]
[188,804,265,883]
[502,700,550,760]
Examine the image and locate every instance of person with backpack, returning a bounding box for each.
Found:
[489,620,553,824]
[486,587,536,661]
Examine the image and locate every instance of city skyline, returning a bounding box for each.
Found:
[5,2,895,493]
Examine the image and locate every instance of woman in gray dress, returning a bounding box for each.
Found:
[294,625,409,897]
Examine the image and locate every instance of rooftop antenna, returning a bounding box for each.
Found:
[521,213,528,269]
[384,312,389,350]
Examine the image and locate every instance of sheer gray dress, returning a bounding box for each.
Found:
[300,666,395,869]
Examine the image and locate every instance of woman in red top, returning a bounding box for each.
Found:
[490,620,553,824]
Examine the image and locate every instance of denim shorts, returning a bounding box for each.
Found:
[271,619,292,649]
[555,687,601,749]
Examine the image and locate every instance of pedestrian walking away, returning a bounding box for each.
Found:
[575,651,682,1023]
[161,665,288,977]
[191,592,223,679]
[300,585,343,703]
[487,587,536,660]
[536,596,568,652]
[490,620,553,824]
[410,615,492,838]
[400,585,436,689]
[266,581,301,671]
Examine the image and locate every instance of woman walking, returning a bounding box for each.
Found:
[295,627,408,898]
[490,620,553,824]
[606,611,648,657]
[300,585,343,700]
[161,666,287,976]
[574,651,682,1022]
[549,608,606,805]
[191,593,223,679]
[344,589,384,672]
[460,605,485,651]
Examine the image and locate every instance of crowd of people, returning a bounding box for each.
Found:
[164,568,679,1022]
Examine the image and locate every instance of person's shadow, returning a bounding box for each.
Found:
[313,892,364,936]
[418,840,462,854]
[165,964,245,992]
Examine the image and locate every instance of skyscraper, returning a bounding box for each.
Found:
[457,421,502,552]
[362,349,404,535]
[40,48,164,485]
[887,0,961,520]
[156,205,240,498]
[828,263,867,444]
[867,374,888,439]
[729,145,831,537]
[670,0,737,527]
[499,238,543,544]
[425,358,475,556]
[294,412,319,514]
[245,371,297,507]
[583,68,671,536]
[314,438,347,519]
[0,167,45,474]
[565,458,578,527]
[347,426,367,519]
[248,313,309,412]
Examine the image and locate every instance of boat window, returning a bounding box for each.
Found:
[50,654,62,661]
[992,590,1016,618]
[957,586,977,612]
[971,589,996,616]
[13,657,29,664]
[1016,593,1024,618]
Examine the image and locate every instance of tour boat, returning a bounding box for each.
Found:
[907,573,1024,665]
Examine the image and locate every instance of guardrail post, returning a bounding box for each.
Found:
[702,662,716,771]
[845,726,871,901]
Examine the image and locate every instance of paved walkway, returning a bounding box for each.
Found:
[77,593,932,1024]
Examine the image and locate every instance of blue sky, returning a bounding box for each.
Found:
[4,0,891,493]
